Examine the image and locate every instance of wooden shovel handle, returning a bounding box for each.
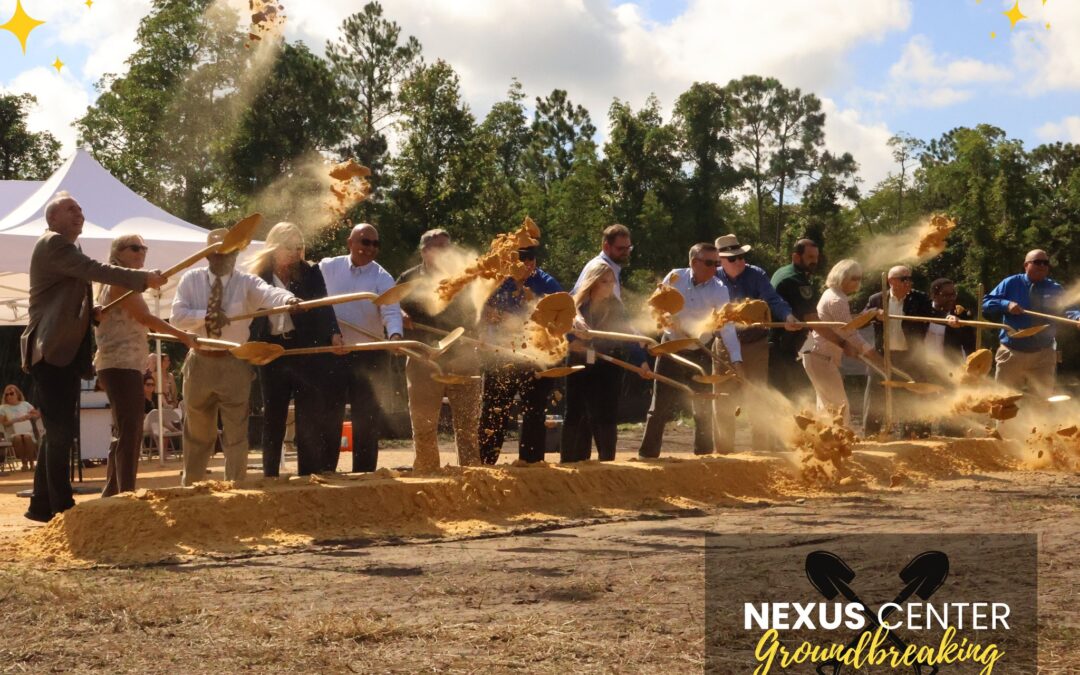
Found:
[595,352,694,394]
[1021,308,1080,326]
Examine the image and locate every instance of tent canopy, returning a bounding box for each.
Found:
[0,150,217,325]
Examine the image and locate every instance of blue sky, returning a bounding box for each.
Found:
[2,0,1078,188]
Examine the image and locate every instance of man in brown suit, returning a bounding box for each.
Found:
[21,192,166,522]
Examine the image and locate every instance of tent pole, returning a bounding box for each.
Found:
[155,293,165,466]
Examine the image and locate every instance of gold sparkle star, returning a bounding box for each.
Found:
[991,31,997,39]
[1003,1,1027,30]
[52,57,64,73]
[85,0,93,8]
[0,0,46,54]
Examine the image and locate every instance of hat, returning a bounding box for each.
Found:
[207,228,228,245]
[714,233,751,257]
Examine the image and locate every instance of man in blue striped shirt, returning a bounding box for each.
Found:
[982,249,1080,400]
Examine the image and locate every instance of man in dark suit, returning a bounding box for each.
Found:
[862,265,934,437]
[21,192,166,522]
[927,278,976,363]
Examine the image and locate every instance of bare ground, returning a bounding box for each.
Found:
[0,429,1077,673]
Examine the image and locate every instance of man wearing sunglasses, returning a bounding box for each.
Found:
[319,223,404,473]
[712,234,798,453]
[478,245,563,464]
[982,250,1080,405]
[862,265,934,437]
[639,243,744,458]
[571,223,632,300]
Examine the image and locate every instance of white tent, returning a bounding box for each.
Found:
[0,149,215,325]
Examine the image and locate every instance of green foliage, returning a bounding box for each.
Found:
[0,93,60,180]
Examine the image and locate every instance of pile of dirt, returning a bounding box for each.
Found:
[13,458,782,567]
[915,214,956,257]
[792,411,859,486]
[1024,425,1080,471]
[962,348,993,383]
[247,0,286,46]
[952,393,1022,421]
[328,159,372,218]
[437,217,539,303]
[712,299,770,328]
[648,276,684,331]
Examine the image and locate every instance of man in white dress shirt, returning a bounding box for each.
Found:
[570,223,632,300]
[319,223,403,473]
[638,243,745,457]
[171,228,299,485]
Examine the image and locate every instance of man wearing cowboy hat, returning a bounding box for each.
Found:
[171,228,301,485]
[713,233,799,453]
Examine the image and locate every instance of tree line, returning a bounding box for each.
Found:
[4,0,1080,321]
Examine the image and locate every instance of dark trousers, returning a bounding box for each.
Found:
[98,368,144,496]
[561,356,621,462]
[768,342,811,401]
[863,350,931,438]
[331,351,387,473]
[479,364,553,464]
[638,348,715,457]
[28,360,80,518]
[260,353,338,477]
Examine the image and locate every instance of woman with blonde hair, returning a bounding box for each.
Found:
[560,260,651,462]
[800,259,884,426]
[248,222,344,476]
[0,384,40,470]
[96,234,198,496]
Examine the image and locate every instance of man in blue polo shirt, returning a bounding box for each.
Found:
[478,245,563,464]
[713,233,799,452]
[982,249,1080,400]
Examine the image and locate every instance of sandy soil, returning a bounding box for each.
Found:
[0,428,1076,673]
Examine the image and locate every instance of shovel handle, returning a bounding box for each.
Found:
[1021,308,1080,326]
[888,315,1010,331]
[338,318,431,363]
[749,321,846,328]
[229,291,379,322]
[147,332,239,350]
[595,352,694,394]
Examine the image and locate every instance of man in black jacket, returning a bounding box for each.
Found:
[926,278,976,363]
[862,265,934,437]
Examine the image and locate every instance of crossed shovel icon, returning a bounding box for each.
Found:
[804,550,951,675]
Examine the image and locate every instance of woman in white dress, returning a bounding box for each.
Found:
[0,384,40,470]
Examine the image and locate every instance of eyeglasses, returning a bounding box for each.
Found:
[892,276,913,282]
[724,255,745,262]
[144,381,156,387]
[359,238,380,248]
[3,392,16,397]
[124,244,149,253]
[517,251,537,261]
[694,259,721,268]
[613,244,633,254]
[1027,259,1050,267]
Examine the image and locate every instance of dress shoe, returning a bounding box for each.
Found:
[23,510,52,523]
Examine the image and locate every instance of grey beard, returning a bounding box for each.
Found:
[208,255,237,277]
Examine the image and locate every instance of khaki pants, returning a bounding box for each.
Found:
[995,345,1056,397]
[801,352,851,426]
[714,337,770,453]
[181,352,254,485]
[405,356,482,471]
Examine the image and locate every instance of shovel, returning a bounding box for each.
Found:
[534,365,585,379]
[1021,307,1080,327]
[889,314,1046,338]
[338,318,476,385]
[148,333,242,351]
[577,330,717,383]
[228,280,419,322]
[857,354,943,394]
[103,213,262,313]
[841,311,877,332]
[745,321,847,329]
[231,337,458,367]
[595,352,717,399]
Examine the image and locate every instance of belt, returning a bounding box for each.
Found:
[194,349,232,358]
[267,331,297,345]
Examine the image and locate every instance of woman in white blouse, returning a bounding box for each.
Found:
[800,259,884,426]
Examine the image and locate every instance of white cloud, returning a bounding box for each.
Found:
[1036,116,1080,144]
[1006,1,1080,94]
[855,34,1011,113]
[1,67,91,153]
[820,98,895,189]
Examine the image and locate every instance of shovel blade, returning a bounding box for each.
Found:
[648,337,701,355]
[436,326,466,353]
[805,551,855,601]
[218,213,262,254]
[898,551,950,600]
[1008,324,1049,340]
